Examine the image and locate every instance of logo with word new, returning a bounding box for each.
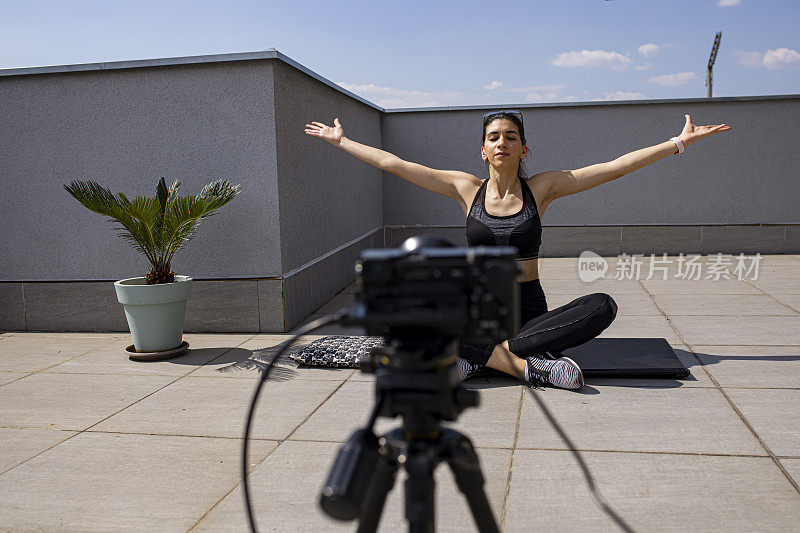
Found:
[578,251,608,282]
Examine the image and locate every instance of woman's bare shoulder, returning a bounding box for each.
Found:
[451,171,482,197]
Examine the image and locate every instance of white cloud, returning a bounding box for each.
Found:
[483,81,504,90]
[763,48,800,69]
[635,63,652,71]
[335,82,464,108]
[732,48,800,69]
[732,50,763,67]
[549,49,633,70]
[638,43,660,59]
[718,0,742,6]
[645,72,698,86]
[593,91,647,101]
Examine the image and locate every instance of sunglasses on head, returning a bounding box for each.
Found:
[482,109,524,123]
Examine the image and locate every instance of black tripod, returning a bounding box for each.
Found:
[320,336,500,533]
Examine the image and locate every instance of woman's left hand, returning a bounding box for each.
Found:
[678,114,732,148]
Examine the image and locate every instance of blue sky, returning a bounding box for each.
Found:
[1,0,798,108]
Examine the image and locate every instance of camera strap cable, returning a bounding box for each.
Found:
[241,311,634,533]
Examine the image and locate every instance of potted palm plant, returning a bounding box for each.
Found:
[64,177,241,359]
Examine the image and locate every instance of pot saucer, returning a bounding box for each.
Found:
[126,340,190,361]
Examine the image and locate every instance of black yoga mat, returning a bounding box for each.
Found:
[560,337,689,378]
[483,337,690,379]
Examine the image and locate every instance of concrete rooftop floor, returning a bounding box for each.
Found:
[1,254,799,531]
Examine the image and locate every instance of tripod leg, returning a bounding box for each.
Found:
[404,447,437,533]
[357,453,398,533]
[443,430,500,533]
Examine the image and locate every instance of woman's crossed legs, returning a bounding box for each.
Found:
[459,285,618,380]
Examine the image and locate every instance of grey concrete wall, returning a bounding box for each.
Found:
[272,60,383,273]
[270,60,383,327]
[0,59,281,282]
[381,96,800,227]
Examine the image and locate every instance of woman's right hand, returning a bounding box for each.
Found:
[304,117,344,146]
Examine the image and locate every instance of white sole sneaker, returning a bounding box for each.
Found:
[559,356,584,388]
[526,355,584,390]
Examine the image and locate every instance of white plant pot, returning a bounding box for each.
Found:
[114,275,193,352]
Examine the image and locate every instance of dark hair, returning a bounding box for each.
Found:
[481,111,528,180]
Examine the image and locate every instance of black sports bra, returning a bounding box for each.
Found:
[465,177,542,260]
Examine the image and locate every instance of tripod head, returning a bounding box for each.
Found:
[365,333,478,437]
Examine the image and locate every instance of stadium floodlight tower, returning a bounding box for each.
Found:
[706,31,722,98]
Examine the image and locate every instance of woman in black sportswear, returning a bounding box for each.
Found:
[304,111,731,389]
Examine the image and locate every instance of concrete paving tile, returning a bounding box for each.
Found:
[547,292,663,315]
[671,316,800,345]
[0,371,29,386]
[190,334,357,381]
[0,333,127,372]
[42,335,242,377]
[193,440,352,532]
[725,389,800,457]
[541,278,646,294]
[750,278,800,294]
[316,292,356,314]
[0,428,77,473]
[0,372,175,430]
[780,458,800,487]
[92,376,343,440]
[181,333,259,346]
[289,313,368,335]
[641,279,763,294]
[292,380,522,449]
[0,432,276,531]
[349,368,378,381]
[756,254,800,264]
[692,345,800,388]
[450,382,522,448]
[651,293,796,316]
[194,440,511,532]
[755,265,800,278]
[774,294,800,312]
[517,386,764,455]
[290,380,377,442]
[599,315,682,344]
[504,450,800,532]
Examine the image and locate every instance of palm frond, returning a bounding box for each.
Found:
[116,192,160,258]
[65,181,159,264]
[154,177,181,251]
[65,177,240,273]
[64,181,123,218]
[161,180,241,259]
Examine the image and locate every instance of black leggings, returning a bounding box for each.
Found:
[458,279,618,365]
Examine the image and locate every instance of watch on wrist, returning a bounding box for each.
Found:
[669,136,684,154]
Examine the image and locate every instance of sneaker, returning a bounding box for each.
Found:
[525,356,584,390]
[456,357,486,381]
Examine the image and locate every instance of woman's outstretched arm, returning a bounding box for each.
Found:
[304,118,476,200]
[541,114,732,201]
